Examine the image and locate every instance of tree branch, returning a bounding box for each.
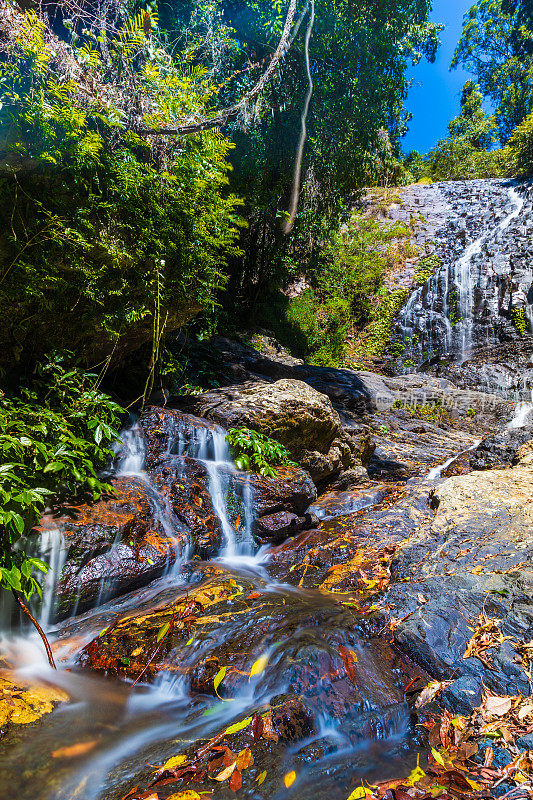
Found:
[139,0,299,137]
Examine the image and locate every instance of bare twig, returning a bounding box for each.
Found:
[12,590,56,669]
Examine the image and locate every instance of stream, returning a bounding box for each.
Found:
[0,419,425,800]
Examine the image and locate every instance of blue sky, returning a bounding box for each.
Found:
[403,0,475,154]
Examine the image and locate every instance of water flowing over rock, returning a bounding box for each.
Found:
[175,378,365,482]
[392,179,533,399]
[41,475,186,619]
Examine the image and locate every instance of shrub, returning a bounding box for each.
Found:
[0,354,123,603]
[506,110,533,176]
[226,428,296,477]
[0,9,242,368]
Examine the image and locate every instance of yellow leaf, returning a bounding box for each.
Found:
[284,771,296,788]
[249,654,269,680]
[213,666,227,695]
[160,755,187,771]
[157,622,170,642]
[431,747,446,767]
[405,755,426,787]
[167,792,201,800]
[131,647,143,657]
[464,777,482,791]
[224,716,252,736]
[347,788,370,799]
[256,770,267,785]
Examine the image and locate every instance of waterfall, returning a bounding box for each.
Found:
[396,181,532,399]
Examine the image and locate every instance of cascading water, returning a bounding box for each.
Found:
[397,181,533,398]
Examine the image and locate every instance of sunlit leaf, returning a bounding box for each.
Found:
[249,654,269,680]
[284,771,296,788]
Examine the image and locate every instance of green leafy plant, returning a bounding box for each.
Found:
[226,428,296,477]
[0,354,123,663]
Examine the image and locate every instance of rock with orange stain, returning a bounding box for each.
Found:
[43,475,187,618]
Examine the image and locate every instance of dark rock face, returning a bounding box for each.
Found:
[470,425,533,470]
[46,476,186,618]
[149,457,223,558]
[139,405,219,470]
[239,466,316,518]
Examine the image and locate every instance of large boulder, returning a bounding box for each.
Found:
[176,379,364,483]
[43,476,187,618]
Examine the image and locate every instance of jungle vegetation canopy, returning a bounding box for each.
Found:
[0,0,440,366]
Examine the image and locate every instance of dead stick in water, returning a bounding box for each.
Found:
[131,611,177,687]
[12,590,56,669]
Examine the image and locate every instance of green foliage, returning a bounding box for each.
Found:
[0,354,123,601]
[0,8,242,366]
[226,428,296,477]
[165,0,441,323]
[511,306,529,334]
[452,0,533,142]
[392,399,449,425]
[506,109,533,175]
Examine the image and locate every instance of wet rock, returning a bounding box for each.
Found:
[80,570,416,740]
[384,447,533,710]
[138,405,219,471]
[45,476,186,618]
[309,485,387,521]
[149,457,224,558]
[175,379,363,482]
[470,426,533,470]
[254,511,305,543]
[237,466,316,518]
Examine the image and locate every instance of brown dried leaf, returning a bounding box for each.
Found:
[236,748,254,771]
[229,769,242,792]
[214,761,236,782]
[251,713,264,742]
[415,680,451,709]
[484,695,513,717]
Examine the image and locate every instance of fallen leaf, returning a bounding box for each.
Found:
[156,622,170,643]
[214,761,236,782]
[230,769,242,792]
[159,755,187,772]
[431,747,446,767]
[249,654,269,680]
[224,716,252,736]
[338,644,358,684]
[284,770,296,788]
[167,793,201,800]
[415,680,451,709]
[213,666,227,695]
[236,747,253,771]
[52,740,98,759]
[256,771,267,785]
[251,713,264,741]
[484,695,512,717]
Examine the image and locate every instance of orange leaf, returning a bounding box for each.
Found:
[284,771,296,788]
[52,740,98,758]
